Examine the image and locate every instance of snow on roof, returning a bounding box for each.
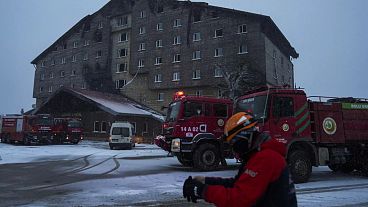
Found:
[69,89,165,121]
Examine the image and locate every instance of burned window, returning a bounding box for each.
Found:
[214,104,228,117]
[272,97,294,118]
[184,102,203,117]
[193,11,201,22]
[157,4,164,13]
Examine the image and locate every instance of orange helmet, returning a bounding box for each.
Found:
[223,112,258,144]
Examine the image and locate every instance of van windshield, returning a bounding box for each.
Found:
[112,127,130,137]
[236,96,268,121]
[166,101,181,122]
[68,120,82,128]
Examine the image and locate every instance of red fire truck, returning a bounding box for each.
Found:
[155,92,234,170]
[0,114,54,144]
[53,117,83,144]
[157,88,368,183]
[235,86,368,183]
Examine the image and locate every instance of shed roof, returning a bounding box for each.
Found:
[34,87,165,121]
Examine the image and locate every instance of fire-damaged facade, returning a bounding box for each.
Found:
[31,0,298,112]
[33,87,164,142]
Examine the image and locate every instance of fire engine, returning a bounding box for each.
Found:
[53,117,83,144]
[155,91,234,170]
[0,114,54,144]
[156,88,368,183]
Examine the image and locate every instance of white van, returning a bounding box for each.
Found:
[109,122,135,150]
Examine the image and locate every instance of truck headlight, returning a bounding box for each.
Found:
[171,138,181,152]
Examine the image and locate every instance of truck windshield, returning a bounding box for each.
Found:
[68,120,82,128]
[35,117,53,126]
[236,96,268,120]
[166,101,181,122]
[112,127,130,137]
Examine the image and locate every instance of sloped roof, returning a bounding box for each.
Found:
[34,87,165,121]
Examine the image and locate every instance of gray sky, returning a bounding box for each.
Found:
[0,0,367,115]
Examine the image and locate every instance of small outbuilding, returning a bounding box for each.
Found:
[33,87,164,143]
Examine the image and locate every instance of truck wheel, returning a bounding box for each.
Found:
[109,145,114,150]
[341,162,355,173]
[193,143,220,171]
[288,150,312,183]
[328,164,341,172]
[177,154,193,167]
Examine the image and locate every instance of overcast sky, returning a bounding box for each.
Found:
[0,0,367,115]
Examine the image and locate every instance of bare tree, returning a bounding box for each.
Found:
[217,62,264,100]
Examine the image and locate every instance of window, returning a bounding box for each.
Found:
[143,122,148,133]
[192,70,201,80]
[94,121,100,132]
[238,24,247,33]
[155,74,162,83]
[215,29,223,38]
[118,16,128,26]
[72,55,77,62]
[140,11,146,18]
[157,5,164,13]
[82,82,86,89]
[192,51,201,60]
[60,71,65,77]
[115,80,127,89]
[41,61,45,67]
[63,43,67,50]
[273,50,277,59]
[139,43,146,51]
[71,83,75,88]
[193,32,201,41]
[217,89,223,98]
[173,54,181,63]
[117,63,127,73]
[214,67,223,77]
[173,36,181,45]
[39,87,44,93]
[48,86,53,93]
[40,73,45,80]
[84,40,90,46]
[119,33,128,42]
[193,11,201,22]
[184,102,203,117]
[139,27,146,35]
[239,44,248,54]
[156,23,163,31]
[61,57,66,64]
[215,48,223,57]
[96,50,102,58]
[98,21,103,29]
[155,57,162,65]
[71,70,76,76]
[73,41,78,48]
[138,59,144,68]
[118,48,127,57]
[51,59,55,66]
[174,19,182,27]
[49,72,54,79]
[83,53,88,60]
[281,57,284,68]
[157,93,164,101]
[214,104,228,117]
[156,40,163,48]
[211,10,219,18]
[172,72,180,81]
[195,90,202,96]
[272,97,294,117]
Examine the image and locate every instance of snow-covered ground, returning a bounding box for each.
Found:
[1,141,368,207]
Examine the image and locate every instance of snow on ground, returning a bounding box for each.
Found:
[2,141,368,206]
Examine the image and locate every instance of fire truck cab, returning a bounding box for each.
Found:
[155,92,233,170]
[53,117,83,144]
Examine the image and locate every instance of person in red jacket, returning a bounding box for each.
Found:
[183,112,297,207]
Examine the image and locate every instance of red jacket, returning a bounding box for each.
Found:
[204,138,293,207]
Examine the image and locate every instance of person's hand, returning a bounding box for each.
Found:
[183,176,205,203]
[193,176,205,184]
